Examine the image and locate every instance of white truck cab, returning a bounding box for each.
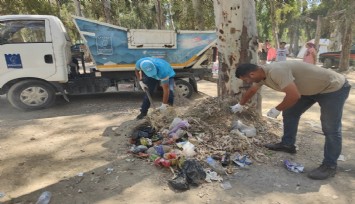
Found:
[0,15,72,110]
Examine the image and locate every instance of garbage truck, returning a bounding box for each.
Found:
[0,15,217,110]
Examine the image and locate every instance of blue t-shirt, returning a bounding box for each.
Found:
[135,57,175,82]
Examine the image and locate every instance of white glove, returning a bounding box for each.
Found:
[230,103,244,113]
[157,103,168,111]
[267,107,281,118]
[139,81,148,91]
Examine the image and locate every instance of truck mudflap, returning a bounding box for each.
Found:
[50,82,70,102]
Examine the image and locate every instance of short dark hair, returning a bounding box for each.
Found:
[280,42,286,45]
[235,63,258,78]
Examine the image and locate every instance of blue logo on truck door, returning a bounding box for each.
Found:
[5,54,23,69]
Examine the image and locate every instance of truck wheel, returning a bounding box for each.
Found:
[175,79,193,98]
[323,58,333,68]
[7,80,56,111]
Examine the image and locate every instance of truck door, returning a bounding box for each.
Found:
[0,19,56,79]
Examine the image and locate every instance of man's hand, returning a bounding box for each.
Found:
[230,103,244,113]
[267,107,280,118]
[139,81,148,91]
[157,103,168,111]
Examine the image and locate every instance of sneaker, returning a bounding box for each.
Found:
[264,142,296,154]
[308,164,336,180]
[136,113,147,120]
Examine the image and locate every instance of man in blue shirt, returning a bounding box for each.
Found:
[135,57,175,119]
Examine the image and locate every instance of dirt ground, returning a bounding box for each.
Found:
[1,63,355,204]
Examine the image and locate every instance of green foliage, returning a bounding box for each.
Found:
[1,0,350,45]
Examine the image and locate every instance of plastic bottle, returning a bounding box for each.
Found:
[206,156,226,175]
[35,191,52,204]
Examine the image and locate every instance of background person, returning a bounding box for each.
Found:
[276,42,289,62]
[303,42,317,65]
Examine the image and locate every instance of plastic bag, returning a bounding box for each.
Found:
[182,141,196,158]
[182,160,206,186]
[231,120,256,137]
[168,160,206,191]
[168,172,189,191]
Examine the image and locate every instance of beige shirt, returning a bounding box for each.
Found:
[257,61,345,95]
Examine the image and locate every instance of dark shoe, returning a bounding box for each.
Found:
[264,142,296,154]
[136,113,147,120]
[308,164,336,180]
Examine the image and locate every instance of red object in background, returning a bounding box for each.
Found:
[267,47,276,61]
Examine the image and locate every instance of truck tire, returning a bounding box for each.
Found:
[7,80,56,111]
[175,79,193,98]
[323,58,333,68]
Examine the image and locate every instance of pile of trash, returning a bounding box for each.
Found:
[127,97,282,191]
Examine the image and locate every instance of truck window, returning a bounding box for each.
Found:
[0,20,45,44]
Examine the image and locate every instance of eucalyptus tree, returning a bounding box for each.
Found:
[213,0,260,113]
[170,0,214,30]
[102,0,112,24]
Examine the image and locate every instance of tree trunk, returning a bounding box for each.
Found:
[73,0,83,17]
[292,22,300,57]
[269,0,279,48]
[154,0,165,29]
[213,0,260,114]
[339,17,352,71]
[192,0,204,30]
[314,15,322,52]
[56,0,61,17]
[102,0,112,24]
[329,24,342,51]
[288,24,295,57]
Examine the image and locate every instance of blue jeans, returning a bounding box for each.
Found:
[140,77,174,114]
[281,80,351,167]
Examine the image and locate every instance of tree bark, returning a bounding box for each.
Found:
[269,0,279,48]
[339,17,352,71]
[213,0,260,114]
[154,0,165,29]
[329,24,342,51]
[73,0,83,17]
[192,0,204,30]
[102,0,112,24]
[314,15,322,52]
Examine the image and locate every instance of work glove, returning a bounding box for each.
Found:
[266,107,281,119]
[139,81,148,91]
[157,103,168,111]
[230,103,244,113]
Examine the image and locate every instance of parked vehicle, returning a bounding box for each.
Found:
[0,15,217,110]
[319,44,355,68]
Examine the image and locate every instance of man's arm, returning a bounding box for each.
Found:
[135,69,142,80]
[161,82,169,104]
[239,84,260,105]
[275,82,301,111]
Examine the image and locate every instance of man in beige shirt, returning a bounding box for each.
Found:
[230,61,351,180]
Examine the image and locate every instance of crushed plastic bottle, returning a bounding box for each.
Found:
[206,156,226,175]
[284,160,304,173]
[35,191,52,204]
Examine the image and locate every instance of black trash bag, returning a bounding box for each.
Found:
[131,125,156,140]
[168,172,189,191]
[131,130,149,140]
[182,160,206,186]
[138,126,155,137]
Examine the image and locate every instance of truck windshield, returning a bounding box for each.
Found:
[0,20,45,44]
